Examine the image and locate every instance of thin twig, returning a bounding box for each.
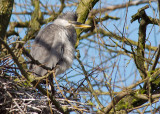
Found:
[7,91,25,114]
[151,45,160,71]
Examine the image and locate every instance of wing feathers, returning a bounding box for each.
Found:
[30,24,65,76]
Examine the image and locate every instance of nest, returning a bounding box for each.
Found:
[0,76,90,114]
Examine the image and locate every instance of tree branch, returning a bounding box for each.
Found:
[0,0,14,39]
[75,0,99,48]
[91,0,156,15]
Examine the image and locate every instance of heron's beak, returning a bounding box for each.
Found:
[69,21,91,28]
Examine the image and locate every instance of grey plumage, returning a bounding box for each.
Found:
[30,12,90,77]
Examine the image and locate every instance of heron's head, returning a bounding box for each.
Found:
[53,12,91,28]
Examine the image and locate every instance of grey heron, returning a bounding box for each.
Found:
[30,12,91,77]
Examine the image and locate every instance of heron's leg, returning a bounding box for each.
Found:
[49,74,55,96]
[49,65,60,96]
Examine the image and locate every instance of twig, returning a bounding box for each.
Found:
[6,91,25,114]
[76,55,104,109]
[151,45,160,71]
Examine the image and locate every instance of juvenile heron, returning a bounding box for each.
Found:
[30,12,91,77]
